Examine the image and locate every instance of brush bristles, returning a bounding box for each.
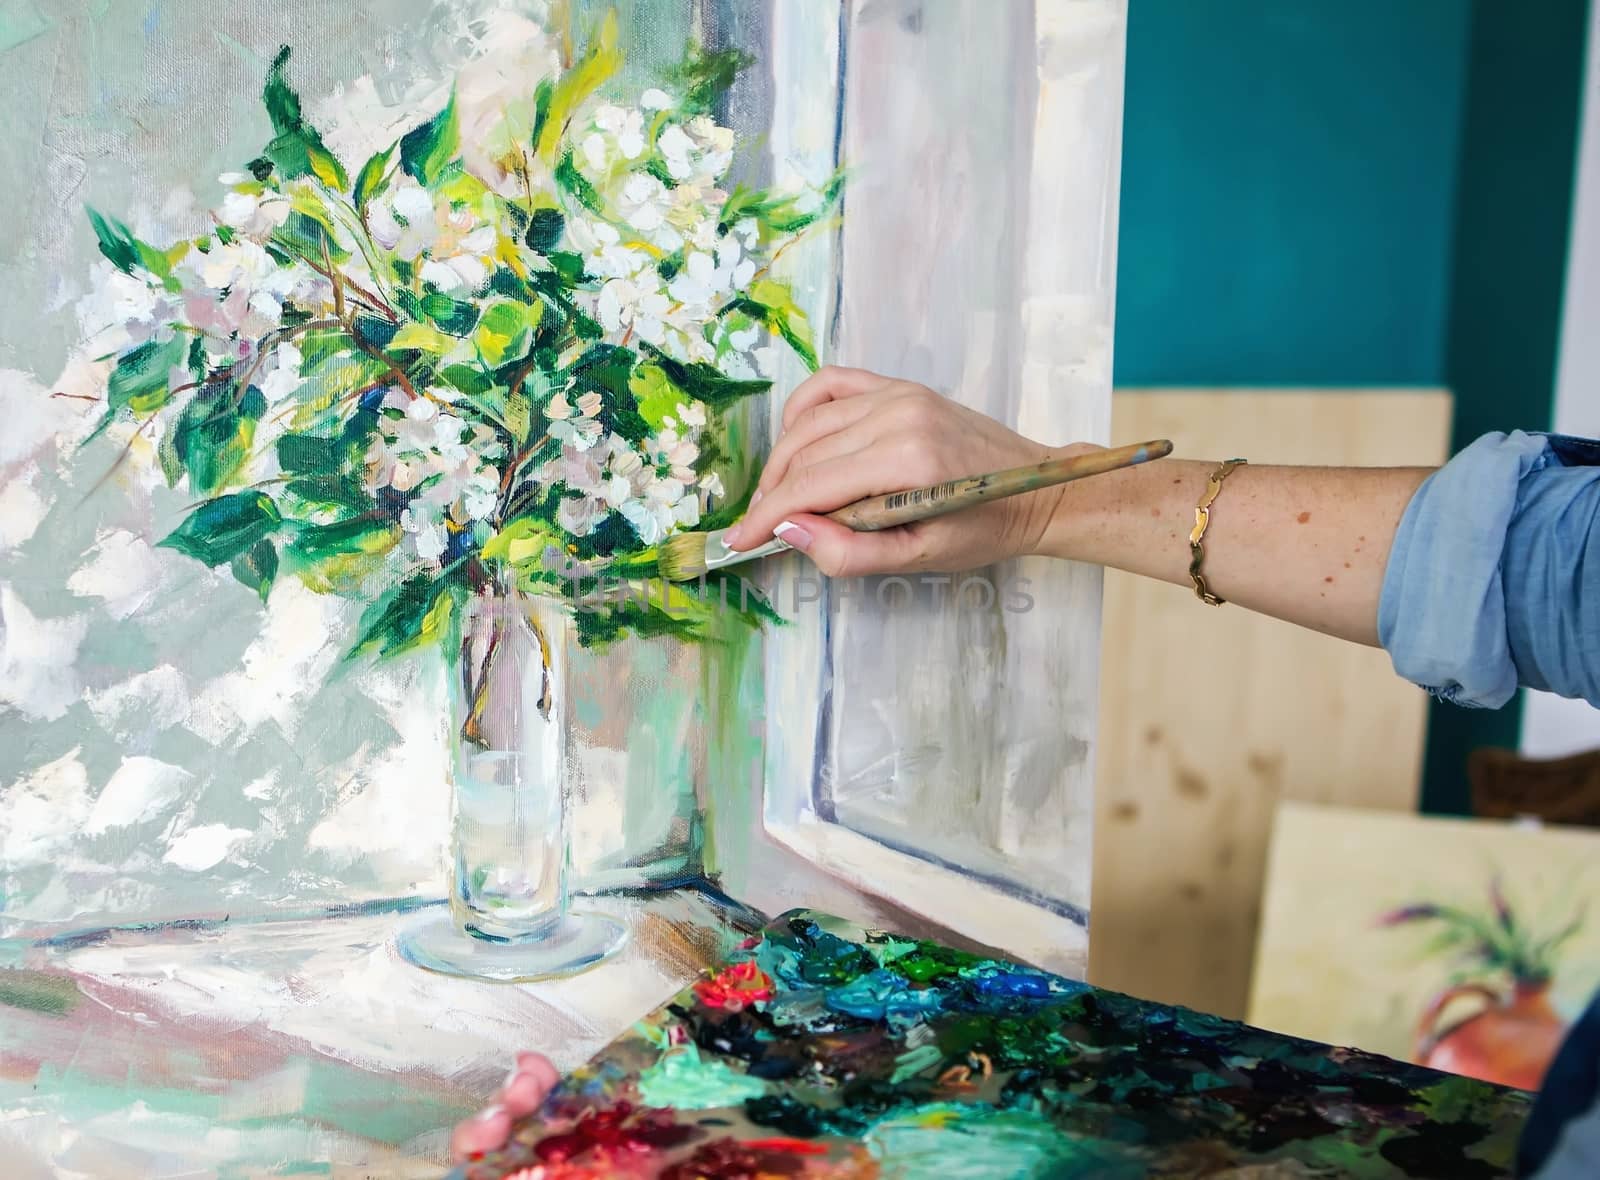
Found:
[658,531,711,583]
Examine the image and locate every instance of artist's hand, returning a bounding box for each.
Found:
[449,1052,559,1162]
[723,366,1088,575]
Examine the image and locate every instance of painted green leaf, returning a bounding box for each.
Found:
[738,279,818,371]
[421,291,480,336]
[230,539,279,602]
[353,314,401,352]
[482,516,561,565]
[348,573,460,659]
[353,144,395,210]
[276,432,343,474]
[287,355,392,430]
[644,351,771,409]
[284,516,400,594]
[106,334,188,418]
[719,171,845,237]
[388,321,458,356]
[400,90,460,188]
[669,42,754,114]
[167,383,266,494]
[523,208,565,253]
[628,364,683,430]
[86,208,172,279]
[159,491,283,568]
[262,47,349,190]
[554,152,603,214]
[565,344,648,441]
[296,327,354,371]
[528,78,556,157]
[274,209,349,266]
[473,300,543,368]
[534,11,621,164]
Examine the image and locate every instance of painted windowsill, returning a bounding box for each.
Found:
[766,817,1089,980]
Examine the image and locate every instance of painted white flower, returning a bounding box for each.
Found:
[667,238,754,311]
[75,263,179,350]
[564,218,648,281]
[459,470,501,521]
[216,185,291,238]
[400,505,449,561]
[546,390,605,451]
[538,442,604,495]
[658,117,736,187]
[592,104,647,162]
[177,239,280,293]
[640,88,673,112]
[698,471,725,499]
[370,184,497,294]
[676,401,707,430]
[557,495,607,537]
[257,342,304,404]
[617,173,672,236]
[597,275,670,345]
[368,183,440,260]
[650,427,700,485]
[619,497,672,545]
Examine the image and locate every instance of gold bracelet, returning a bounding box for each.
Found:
[1188,458,1247,606]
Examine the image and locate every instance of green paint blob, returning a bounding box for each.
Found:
[864,1104,1138,1179]
[0,970,81,1016]
[637,1045,767,1110]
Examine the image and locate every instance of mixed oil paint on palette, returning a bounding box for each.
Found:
[455,910,1533,1179]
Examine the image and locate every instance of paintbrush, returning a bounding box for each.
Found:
[658,438,1174,582]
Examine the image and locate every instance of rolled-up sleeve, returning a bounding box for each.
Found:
[1378,431,1600,709]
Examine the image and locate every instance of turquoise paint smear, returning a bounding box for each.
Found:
[0,0,50,53]
[864,1104,1140,1179]
[636,1044,767,1109]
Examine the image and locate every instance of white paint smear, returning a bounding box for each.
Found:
[185,580,347,745]
[0,472,49,552]
[0,749,92,868]
[66,529,170,621]
[83,664,190,735]
[162,823,252,872]
[85,756,191,835]
[0,583,88,721]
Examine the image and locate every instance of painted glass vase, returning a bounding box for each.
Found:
[396,587,626,981]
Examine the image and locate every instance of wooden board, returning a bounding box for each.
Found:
[1090,389,1453,1017]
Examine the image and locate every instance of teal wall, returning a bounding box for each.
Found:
[1115,0,1473,386]
[1114,0,1591,812]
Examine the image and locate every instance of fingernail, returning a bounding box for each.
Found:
[474,1104,507,1124]
[773,520,813,552]
[723,521,748,551]
[749,489,763,507]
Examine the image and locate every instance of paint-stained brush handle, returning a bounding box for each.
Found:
[826,440,1174,532]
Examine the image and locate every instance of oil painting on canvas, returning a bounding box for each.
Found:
[1251,801,1600,1092]
[0,0,1125,1171]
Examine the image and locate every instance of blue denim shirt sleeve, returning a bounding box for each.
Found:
[1377,430,1600,709]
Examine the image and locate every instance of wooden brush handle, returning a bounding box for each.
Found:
[826,440,1174,532]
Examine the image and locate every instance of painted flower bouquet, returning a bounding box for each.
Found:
[77,15,833,659]
[69,16,837,978]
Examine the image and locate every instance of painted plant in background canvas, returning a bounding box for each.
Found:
[2,5,833,933]
[1380,877,1584,1090]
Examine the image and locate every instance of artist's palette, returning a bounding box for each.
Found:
[453,909,1532,1178]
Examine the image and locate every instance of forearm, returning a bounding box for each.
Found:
[1038,455,1433,646]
